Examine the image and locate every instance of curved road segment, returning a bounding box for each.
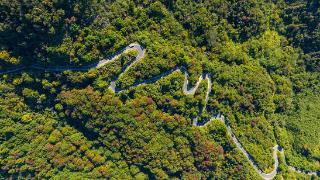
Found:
[0,43,318,179]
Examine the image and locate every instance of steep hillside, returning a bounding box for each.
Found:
[0,0,319,179]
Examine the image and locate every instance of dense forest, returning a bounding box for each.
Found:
[0,0,319,179]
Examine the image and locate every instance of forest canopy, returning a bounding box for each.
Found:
[0,0,319,179]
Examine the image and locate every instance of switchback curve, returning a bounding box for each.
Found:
[0,43,318,179]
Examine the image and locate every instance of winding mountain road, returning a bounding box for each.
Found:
[0,43,318,179]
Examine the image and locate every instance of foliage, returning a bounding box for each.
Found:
[275,93,320,172]
[0,0,319,179]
